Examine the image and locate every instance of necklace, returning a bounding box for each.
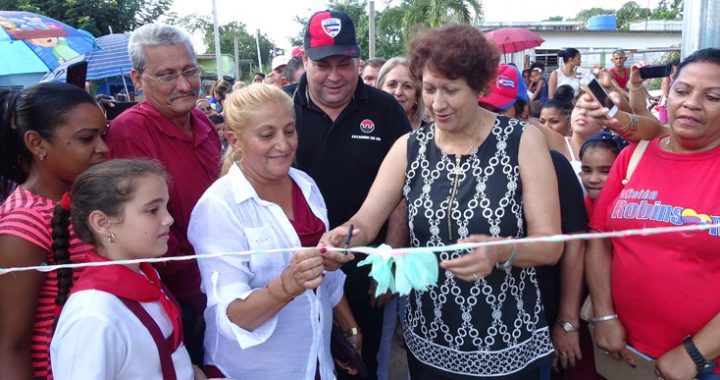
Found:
[664,137,674,153]
[445,139,482,241]
[439,115,492,240]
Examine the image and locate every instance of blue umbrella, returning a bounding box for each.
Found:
[0,11,97,76]
[43,33,132,81]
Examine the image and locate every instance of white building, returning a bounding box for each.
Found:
[482,20,681,73]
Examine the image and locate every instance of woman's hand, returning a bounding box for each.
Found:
[575,93,626,131]
[334,331,364,376]
[287,248,325,293]
[551,323,582,371]
[318,226,358,271]
[594,319,636,366]
[628,61,649,89]
[595,67,615,91]
[440,235,504,282]
[655,344,698,380]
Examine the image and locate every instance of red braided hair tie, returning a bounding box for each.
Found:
[60,192,72,211]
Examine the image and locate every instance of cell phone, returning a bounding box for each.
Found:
[639,64,673,79]
[580,74,618,117]
[105,101,137,120]
[65,61,88,89]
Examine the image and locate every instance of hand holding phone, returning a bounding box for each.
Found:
[638,63,673,79]
[580,74,619,117]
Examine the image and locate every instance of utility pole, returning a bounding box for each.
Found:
[234,36,239,81]
[368,1,376,59]
[211,0,222,80]
[255,29,263,73]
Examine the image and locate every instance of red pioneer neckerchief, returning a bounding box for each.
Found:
[70,252,182,350]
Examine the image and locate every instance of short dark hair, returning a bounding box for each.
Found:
[208,114,225,125]
[254,72,266,79]
[283,55,304,84]
[676,48,720,78]
[529,100,544,119]
[409,24,499,93]
[212,79,232,101]
[579,131,625,160]
[364,58,386,70]
[544,84,575,117]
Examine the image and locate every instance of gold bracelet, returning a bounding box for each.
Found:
[345,326,362,337]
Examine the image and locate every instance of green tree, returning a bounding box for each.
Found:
[289,15,307,48]
[651,0,683,19]
[292,0,482,60]
[544,16,564,22]
[403,0,481,28]
[326,0,406,59]
[171,14,281,78]
[616,1,650,30]
[0,0,171,36]
[373,6,406,59]
[377,0,481,56]
[569,7,615,22]
[327,0,370,56]
[289,0,406,59]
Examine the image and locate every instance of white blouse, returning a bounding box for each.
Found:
[188,164,345,380]
[51,290,194,380]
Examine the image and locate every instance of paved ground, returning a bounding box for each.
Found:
[387,331,409,380]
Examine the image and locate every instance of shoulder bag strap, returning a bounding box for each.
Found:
[622,139,650,186]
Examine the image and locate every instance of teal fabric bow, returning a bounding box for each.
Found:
[357,244,439,297]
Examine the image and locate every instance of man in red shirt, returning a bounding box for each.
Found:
[610,49,630,97]
[104,23,221,365]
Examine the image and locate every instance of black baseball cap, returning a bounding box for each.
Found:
[303,10,361,61]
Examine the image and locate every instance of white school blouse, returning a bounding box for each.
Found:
[188,164,345,380]
[51,290,193,380]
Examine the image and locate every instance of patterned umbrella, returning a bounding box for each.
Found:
[484,27,544,54]
[0,11,97,76]
[42,33,132,81]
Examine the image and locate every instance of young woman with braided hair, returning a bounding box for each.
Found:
[0,82,108,379]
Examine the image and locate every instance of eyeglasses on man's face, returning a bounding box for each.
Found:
[144,65,202,84]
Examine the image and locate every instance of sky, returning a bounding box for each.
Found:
[169,0,662,53]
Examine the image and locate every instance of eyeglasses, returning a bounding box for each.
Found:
[143,66,202,84]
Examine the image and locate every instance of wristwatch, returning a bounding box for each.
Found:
[556,319,580,332]
[683,336,718,374]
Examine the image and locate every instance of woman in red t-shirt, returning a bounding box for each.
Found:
[0,83,108,379]
[585,48,720,380]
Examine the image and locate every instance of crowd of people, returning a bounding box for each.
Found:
[0,8,719,380]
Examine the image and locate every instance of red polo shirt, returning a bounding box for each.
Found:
[105,101,221,314]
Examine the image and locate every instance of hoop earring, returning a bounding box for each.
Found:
[108,232,116,243]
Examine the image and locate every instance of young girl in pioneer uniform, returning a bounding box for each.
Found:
[49,159,195,380]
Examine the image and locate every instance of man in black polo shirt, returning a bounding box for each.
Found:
[294,10,411,380]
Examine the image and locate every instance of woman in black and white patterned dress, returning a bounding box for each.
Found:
[322,25,562,380]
